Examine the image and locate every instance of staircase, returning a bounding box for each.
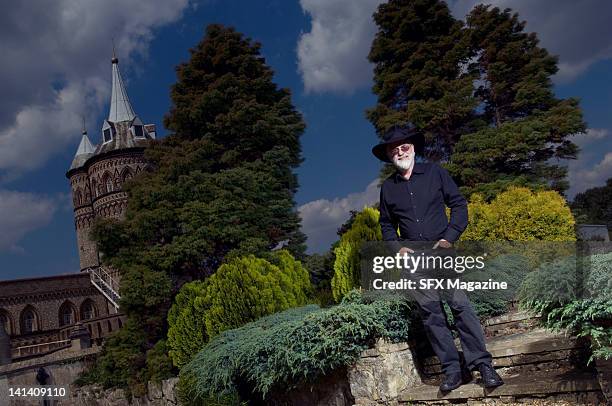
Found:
[399,309,608,405]
[86,266,121,311]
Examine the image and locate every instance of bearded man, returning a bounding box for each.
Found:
[372,126,504,392]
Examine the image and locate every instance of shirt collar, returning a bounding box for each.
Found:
[393,162,425,182]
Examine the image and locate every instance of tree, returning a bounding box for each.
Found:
[367,1,585,197]
[448,5,585,197]
[88,24,306,391]
[367,0,477,165]
[571,178,612,229]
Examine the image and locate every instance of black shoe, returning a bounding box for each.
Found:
[478,363,504,388]
[439,367,472,392]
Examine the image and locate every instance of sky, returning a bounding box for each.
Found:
[1,0,611,280]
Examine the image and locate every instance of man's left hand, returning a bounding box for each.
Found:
[433,239,452,249]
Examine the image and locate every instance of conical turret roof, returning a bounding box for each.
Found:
[70,131,96,170]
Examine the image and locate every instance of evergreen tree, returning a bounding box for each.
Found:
[571,178,612,229]
[367,1,585,198]
[367,0,476,165]
[448,5,585,198]
[86,24,306,392]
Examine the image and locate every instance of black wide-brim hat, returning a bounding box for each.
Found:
[372,126,424,163]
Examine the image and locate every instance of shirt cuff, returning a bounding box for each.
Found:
[442,227,461,243]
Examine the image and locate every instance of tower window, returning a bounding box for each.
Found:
[133,125,144,138]
[103,128,113,143]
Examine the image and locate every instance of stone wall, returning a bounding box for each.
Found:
[0,345,101,406]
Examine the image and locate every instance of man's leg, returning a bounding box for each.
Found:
[409,287,462,375]
[444,288,492,370]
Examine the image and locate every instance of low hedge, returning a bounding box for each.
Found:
[177,291,414,404]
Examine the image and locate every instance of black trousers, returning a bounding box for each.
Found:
[401,245,493,375]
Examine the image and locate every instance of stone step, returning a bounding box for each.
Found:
[483,310,541,337]
[399,370,605,405]
[421,329,589,376]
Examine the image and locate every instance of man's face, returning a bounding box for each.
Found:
[386,141,415,170]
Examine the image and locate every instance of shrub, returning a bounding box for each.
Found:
[461,187,576,241]
[518,252,612,362]
[167,280,209,368]
[178,291,413,404]
[331,207,382,301]
[167,250,312,368]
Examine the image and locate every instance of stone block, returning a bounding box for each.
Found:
[348,339,419,403]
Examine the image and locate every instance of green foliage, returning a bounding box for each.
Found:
[519,252,612,362]
[572,178,612,230]
[204,250,312,337]
[145,339,176,383]
[331,207,382,302]
[368,1,585,196]
[465,254,530,318]
[88,24,307,390]
[167,250,312,368]
[368,0,474,164]
[178,291,413,404]
[460,187,576,241]
[167,280,209,368]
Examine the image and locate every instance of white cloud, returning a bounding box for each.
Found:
[0,190,57,252]
[299,179,379,253]
[0,0,191,179]
[297,0,383,94]
[296,0,612,93]
[567,128,612,199]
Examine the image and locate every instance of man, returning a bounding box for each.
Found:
[372,126,504,392]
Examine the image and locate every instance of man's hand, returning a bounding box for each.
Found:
[432,239,452,249]
[398,246,414,256]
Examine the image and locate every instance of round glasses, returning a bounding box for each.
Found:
[388,143,413,157]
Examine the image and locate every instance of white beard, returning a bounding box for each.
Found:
[392,152,415,171]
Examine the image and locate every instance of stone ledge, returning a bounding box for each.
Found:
[399,371,601,402]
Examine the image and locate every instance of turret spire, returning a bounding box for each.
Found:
[70,126,96,170]
[108,52,136,123]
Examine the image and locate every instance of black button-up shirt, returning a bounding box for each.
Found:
[379,162,468,242]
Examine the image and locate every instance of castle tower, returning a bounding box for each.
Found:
[66,54,156,274]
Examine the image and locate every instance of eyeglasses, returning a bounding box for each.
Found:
[388,143,413,157]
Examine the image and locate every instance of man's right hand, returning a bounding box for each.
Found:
[398,246,414,256]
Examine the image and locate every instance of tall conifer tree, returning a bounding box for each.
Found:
[87,24,307,392]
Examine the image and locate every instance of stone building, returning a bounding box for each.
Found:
[0,54,154,364]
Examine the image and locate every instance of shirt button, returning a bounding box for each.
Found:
[410,192,413,195]
[416,219,420,222]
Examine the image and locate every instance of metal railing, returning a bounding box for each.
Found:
[85,267,121,310]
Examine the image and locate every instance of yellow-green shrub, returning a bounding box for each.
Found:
[461,187,576,241]
[166,250,312,368]
[331,207,382,302]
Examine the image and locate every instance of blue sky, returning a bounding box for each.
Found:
[1,0,611,280]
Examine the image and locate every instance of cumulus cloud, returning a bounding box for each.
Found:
[0,0,191,179]
[299,179,379,253]
[297,0,383,94]
[0,190,57,252]
[297,0,612,93]
[567,128,612,199]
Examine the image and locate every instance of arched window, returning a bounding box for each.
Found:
[59,302,76,327]
[102,173,113,194]
[0,311,11,335]
[91,179,98,198]
[75,189,83,206]
[80,300,96,320]
[121,168,133,183]
[20,307,38,334]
